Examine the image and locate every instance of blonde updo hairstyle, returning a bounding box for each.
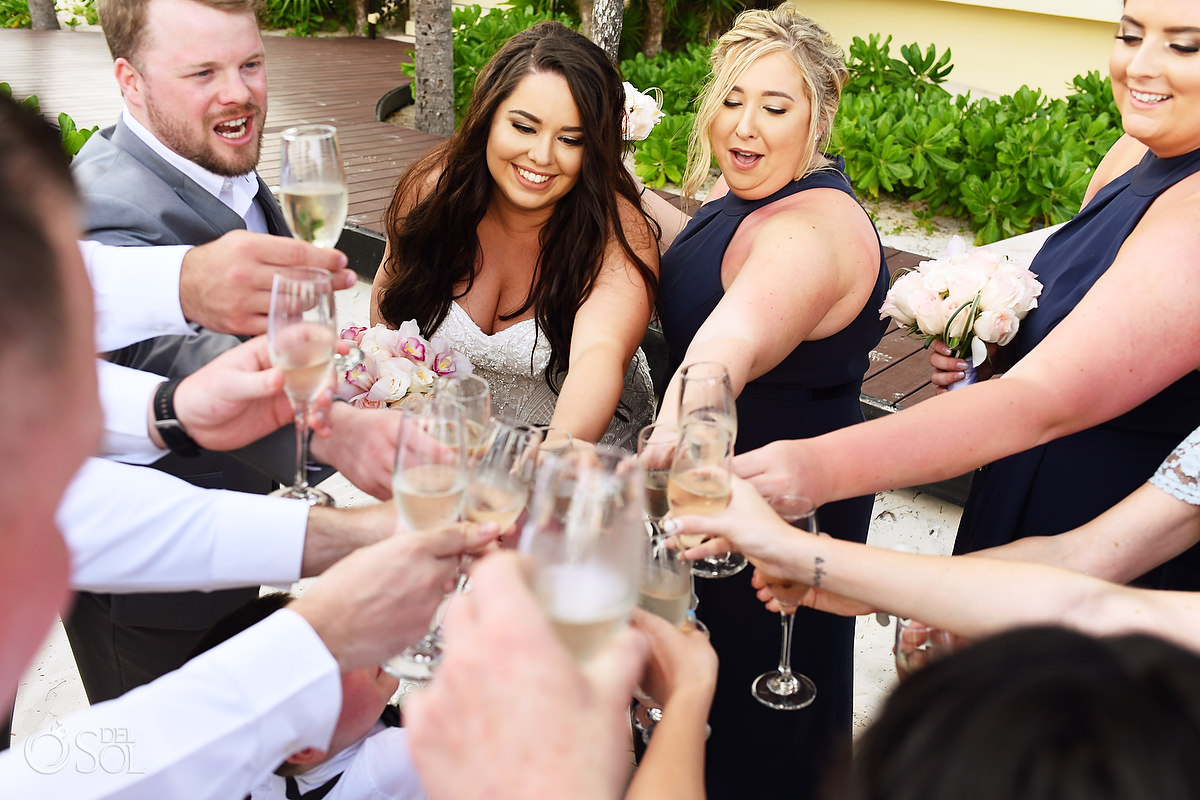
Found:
[684,5,848,199]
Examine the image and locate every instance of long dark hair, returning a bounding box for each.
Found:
[376,21,659,391]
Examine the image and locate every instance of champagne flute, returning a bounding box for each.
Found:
[384,395,469,682]
[520,445,647,662]
[678,361,738,442]
[894,618,956,681]
[638,533,692,627]
[391,394,470,534]
[637,422,678,531]
[677,363,745,578]
[435,374,493,459]
[751,495,818,710]
[667,419,744,580]
[267,268,340,506]
[279,124,348,249]
[463,417,541,532]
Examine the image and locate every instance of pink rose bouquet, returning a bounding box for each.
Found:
[879,236,1042,372]
[334,320,473,409]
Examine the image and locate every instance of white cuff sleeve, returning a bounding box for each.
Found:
[82,240,194,352]
[97,360,168,464]
[1,609,341,800]
[61,459,309,593]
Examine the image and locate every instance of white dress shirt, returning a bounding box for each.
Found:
[97,362,170,464]
[81,240,194,353]
[250,725,429,800]
[59,458,309,593]
[2,609,341,799]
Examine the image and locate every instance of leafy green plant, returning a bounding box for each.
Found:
[1,83,98,159]
[258,0,350,36]
[1,0,31,28]
[834,34,1121,243]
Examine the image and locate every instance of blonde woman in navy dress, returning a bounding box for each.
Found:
[653,7,888,796]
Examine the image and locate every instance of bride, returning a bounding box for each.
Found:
[370,22,659,445]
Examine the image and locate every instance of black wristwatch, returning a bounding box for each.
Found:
[152,379,200,457]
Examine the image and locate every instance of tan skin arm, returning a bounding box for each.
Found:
[671,476,1200,653]
[655,186,881,430]
[735,174,1200,507]
[549,201,658,442]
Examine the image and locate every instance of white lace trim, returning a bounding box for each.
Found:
[1149,426,1200,506]
[435,302,655,447]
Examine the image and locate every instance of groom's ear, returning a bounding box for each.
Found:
[285,746,328,767]
[113,58,145,106]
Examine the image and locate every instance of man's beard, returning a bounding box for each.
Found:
[146,100,265,177]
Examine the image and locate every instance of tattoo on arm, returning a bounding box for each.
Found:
[813,556,826,589]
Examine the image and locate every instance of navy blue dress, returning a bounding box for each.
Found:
[954,147,1200,592]
[659,158,889,799]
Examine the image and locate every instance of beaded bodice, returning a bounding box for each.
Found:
[434,302,655,447]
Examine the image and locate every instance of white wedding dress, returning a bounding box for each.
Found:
[435,302,656,447]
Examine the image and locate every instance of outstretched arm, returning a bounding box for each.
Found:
[735,190,1200,506]
[671,475,1200,650]
[550,202,659,442]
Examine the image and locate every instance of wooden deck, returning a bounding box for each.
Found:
[1,29,968,501]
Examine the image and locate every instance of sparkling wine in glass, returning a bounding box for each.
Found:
[267,268,341,506]
[676,364,745,578]
[667,419,733,550]
[637,423,678,529]
[463,417,541,532]
[751,495,819,711]
[638,534,692,627]
[520,445,646,662]
[678,361,738,443]
[384,395,469,682]
[280,125,348,249]
[435,374,493,459]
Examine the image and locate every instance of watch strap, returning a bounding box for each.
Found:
[153,379,200,457]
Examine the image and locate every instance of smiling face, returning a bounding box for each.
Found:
[485,70,585,216]
[118,0,267,176]
[1111,0,1200,158]
[709,50,814,201]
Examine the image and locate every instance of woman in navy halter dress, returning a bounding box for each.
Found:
[952,145,1200,590]
[651,9,887,797]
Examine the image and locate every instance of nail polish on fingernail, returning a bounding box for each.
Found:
[956,361,968,371]
[662,519,681,535]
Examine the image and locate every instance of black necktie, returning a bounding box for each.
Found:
[284,773,343,800]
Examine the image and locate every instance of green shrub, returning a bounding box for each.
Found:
[1,0,31,28]
[1,83,98,160]
[257,0,351,36]
[834,34,1120,243]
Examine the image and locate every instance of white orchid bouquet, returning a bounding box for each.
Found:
[879,236,1043,371]
[621,82,665,141]
[335,321,473,410]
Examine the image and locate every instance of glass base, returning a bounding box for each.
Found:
[270,484,334,507]
[382,635,442,682]
[691,551,748,579]
[751,670,816,710]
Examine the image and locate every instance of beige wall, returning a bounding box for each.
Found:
[791,0,1121,98]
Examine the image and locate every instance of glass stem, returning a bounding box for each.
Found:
[292,403,311,492]
[777,610,797,679]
